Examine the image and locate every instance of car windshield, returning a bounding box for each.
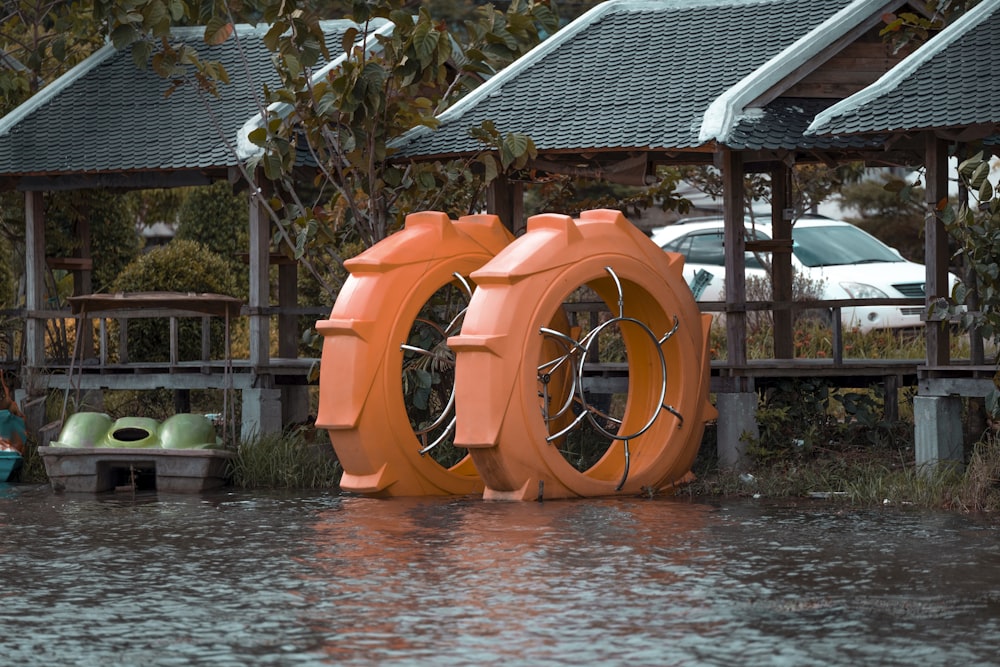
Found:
[792,225,904,267]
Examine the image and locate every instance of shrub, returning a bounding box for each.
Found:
[176,182,249,298]
[46,190,142,293]
[110,239,240,362]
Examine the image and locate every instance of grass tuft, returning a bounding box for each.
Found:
[229,431,341,489]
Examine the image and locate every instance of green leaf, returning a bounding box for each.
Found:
[301,36,322,67]
[316,91,338,117]
[411,22,439,63]
[417,171,436,189]
[247,127,268,147]
[167,0,186,21]
[110,24,139,49]
[413,386,430,411]
[383,166,403,187]
[143,0,169,30]
[957,151,984,178]
[501,133,532,168]
[979,178,994,202]
[284,53,302,78]
[131,41,152,70]
[263,22,287,51]
[480,154,498,184]
[204,18,234,46]
[971,161,990,189]
[341,28,359,56]
[262,152,283,180]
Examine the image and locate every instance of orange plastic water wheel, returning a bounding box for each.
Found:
[315,211,513,497]
[449,209,716,500]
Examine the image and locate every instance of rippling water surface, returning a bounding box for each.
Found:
[1,484,999,666]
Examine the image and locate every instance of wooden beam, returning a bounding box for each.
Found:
[924,133,950,367]
[721,149,747,367]
[17,171,214,192]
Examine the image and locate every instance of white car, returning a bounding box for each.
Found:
[650,215,955,331]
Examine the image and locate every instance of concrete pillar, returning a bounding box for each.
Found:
[716,392,758,470]
[241,388,282,442]
[282,385,310,426]
[914,395,964,474]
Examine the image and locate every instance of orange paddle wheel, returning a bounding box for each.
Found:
[315,211,513,496]
[448,209,716,500]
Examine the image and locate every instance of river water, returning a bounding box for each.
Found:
[1,484,998,666]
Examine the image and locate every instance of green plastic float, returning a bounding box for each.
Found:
[52,412,222,450]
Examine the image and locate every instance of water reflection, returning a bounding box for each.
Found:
[0,484,998,666]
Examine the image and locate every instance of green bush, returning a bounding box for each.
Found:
[46,190,142,293]
[176,182,249,297]
[111,239,240,362]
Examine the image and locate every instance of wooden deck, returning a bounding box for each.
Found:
[6,297,994,444]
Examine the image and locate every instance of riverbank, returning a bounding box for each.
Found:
[681,428,1000,513]
[14,399,1000,514]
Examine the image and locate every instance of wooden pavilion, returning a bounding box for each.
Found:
[0,20,390,441]
[1,0,997,468]
[806,0,1000,466]
[390,0,1000,467]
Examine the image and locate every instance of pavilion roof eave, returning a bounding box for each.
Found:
[6,166,236,193]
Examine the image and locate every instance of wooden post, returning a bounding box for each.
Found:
[24,191,45,374]
[76,212,94,360]
[245,173,281,438]
[248,173,271,371]
[277,257,309,426]
[277,260,298,360]
[924,134,950,367]
[770,162,794,359]
[486,173,524,235]
[721,149,747,367]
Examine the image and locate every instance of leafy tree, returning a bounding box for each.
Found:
[879,0,982,53]
[86,0,555,300]
[246,0,556,250]
[45,190,142,294]
[681,163,866,223]
[0,1,104,109]
[941,151,1000,415]
[839,171,925,262]
[524,167,690,221]
[175,181,250,296]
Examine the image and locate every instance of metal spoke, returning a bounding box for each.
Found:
[537,266,688,489]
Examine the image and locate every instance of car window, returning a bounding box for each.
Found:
[687,232,725,265]
[792,225,904,267]
[663,228,770,269]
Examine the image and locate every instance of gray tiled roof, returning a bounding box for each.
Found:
[808,0,1000,136]
[392,0,865,159]
[730,98,885,151]
[0,21,382,178]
